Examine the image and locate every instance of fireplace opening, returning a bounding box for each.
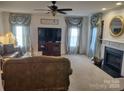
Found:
[102,47,123,78]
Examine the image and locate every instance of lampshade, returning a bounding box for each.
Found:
[0,36,5,44]
[5,32,16,45]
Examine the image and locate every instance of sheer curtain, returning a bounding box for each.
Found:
[65,17,83,54]
[89,27,98,57]
[9,13,31,55]
[88,13,103,59]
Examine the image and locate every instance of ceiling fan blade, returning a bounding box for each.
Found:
[34,9,50,11]
[57,11,66,14]
[48,6,53,10]
[57,8,72,11]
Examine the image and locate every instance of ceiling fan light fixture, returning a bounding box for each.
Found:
[52,11,57,16]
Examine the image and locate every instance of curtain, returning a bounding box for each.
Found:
[65,17,83,54]
[88,13,103,59]
[9,13,31,55]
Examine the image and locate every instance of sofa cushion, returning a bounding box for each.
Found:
[0,44,4,55]
[3,44,15,54]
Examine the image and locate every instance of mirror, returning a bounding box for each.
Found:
[110,16,124,37]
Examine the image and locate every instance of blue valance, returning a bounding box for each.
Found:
[65,17,83,26]
[9,13,31,25]
[90,13,102,27]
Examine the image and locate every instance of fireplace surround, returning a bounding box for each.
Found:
[102,47,123,78]
[101,40,124,77]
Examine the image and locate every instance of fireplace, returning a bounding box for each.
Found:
[102,47,123,78]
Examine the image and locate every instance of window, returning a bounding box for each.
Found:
[90,27,97,52]
[70,27,78,47]
[16,26,23,47]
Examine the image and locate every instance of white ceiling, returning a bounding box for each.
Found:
[0,1,123,16]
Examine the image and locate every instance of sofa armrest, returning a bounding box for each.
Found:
[1,71,4,80]
[69,68,72,75]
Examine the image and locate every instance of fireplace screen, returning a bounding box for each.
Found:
[104,47,123,74]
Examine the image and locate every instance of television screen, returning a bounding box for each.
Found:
[38,27,61,51]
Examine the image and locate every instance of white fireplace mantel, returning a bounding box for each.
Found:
[101,40,124,76]
[101,39,124,44]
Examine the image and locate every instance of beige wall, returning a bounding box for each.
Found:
[102,8,124,43]
[86,15,92,56]
[2,12,10,35]
[0,12,4,43]
[0,12,4,35]
[81,16,89,54]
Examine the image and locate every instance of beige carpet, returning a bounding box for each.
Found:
[63,55,124,91]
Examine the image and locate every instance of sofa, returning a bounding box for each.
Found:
[2,56,72,91]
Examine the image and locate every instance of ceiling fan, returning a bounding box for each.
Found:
[34,1,72,16]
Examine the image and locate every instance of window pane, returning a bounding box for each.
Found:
[90,27,97,52]
[16,26,23,47]
[70,27,78,47]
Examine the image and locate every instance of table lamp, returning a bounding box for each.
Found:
[5,32,16,46]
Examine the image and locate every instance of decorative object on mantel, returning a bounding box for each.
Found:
[40,19,59,25]
[110,16,124,37]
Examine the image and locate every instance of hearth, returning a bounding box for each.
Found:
[102,47,123,78]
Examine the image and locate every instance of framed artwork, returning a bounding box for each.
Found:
[40,19,59,25]
[110,16,124,37]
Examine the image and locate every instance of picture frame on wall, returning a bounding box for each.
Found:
[40,19,59,25]
[110,16,124,37]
